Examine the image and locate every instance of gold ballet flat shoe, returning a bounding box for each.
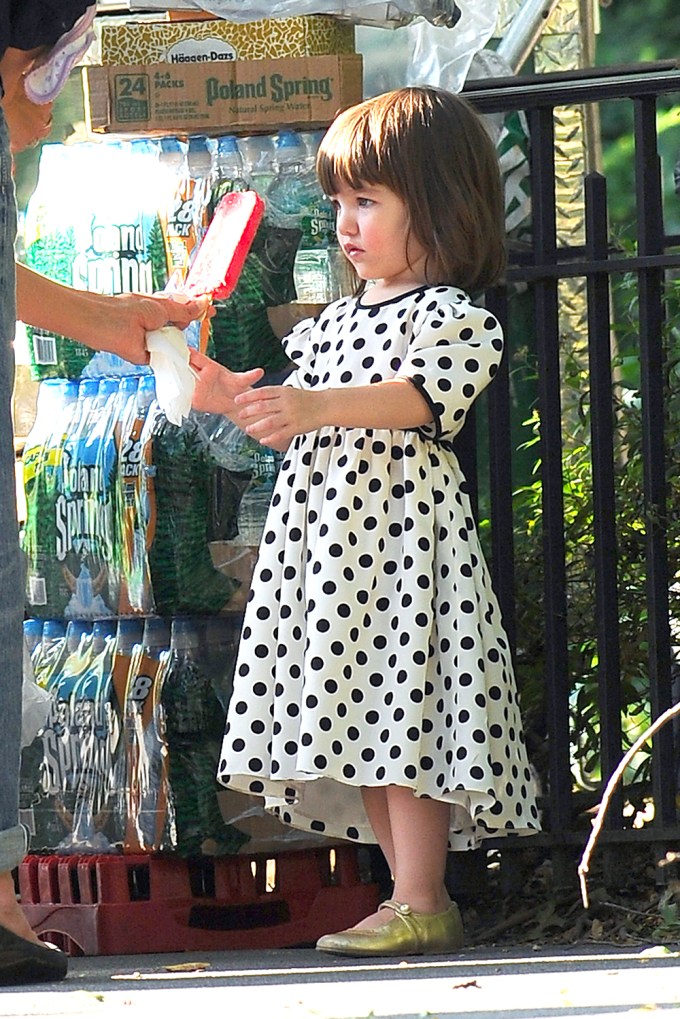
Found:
[315,899,464,958]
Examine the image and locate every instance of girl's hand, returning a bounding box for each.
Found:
[234,386,323,449]
[189,349,265,419]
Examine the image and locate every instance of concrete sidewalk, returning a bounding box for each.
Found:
[0,942,678,1018]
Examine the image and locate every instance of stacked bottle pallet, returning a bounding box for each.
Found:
[19,847,379,955]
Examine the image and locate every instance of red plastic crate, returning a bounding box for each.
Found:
[18,847,380,956]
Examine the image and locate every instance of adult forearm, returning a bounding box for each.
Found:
[0,47,45,104]
[17,265,110,346]
[17,264,212,366]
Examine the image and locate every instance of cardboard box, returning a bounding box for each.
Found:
[167,10,216,20]
[99,15,355,64]
[83,54,363,136]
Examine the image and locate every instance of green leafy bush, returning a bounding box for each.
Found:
[510,270,680,794]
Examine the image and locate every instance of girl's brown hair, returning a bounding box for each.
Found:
[317,86,505,293]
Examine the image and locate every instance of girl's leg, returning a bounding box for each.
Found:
[361,786,395,875]
[386,786,451,914]
[317,787,461,952]
[355,787,395,929]
[356,786,450,929]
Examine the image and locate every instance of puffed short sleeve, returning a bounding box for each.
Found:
[395,295,504,443]
[281,317,317,390]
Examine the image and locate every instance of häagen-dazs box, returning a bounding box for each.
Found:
[98,15,355,65]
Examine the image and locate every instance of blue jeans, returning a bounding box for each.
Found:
[0,108,27,874]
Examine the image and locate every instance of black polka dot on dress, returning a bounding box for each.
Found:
[217,285,541,849]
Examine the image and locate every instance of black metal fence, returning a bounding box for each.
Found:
[460,63,680,882]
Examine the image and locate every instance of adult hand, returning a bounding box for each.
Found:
[100,291,214,364]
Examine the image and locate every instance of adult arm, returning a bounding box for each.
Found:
[17,264,211,365]
[0,46,46,104]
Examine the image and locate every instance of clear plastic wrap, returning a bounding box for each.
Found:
[357,0,498,97]
[128,1,461,29]
[144,406,241,617]
[20,614,333,856]
[21,641,51,749]
[403,0,498,88]
[21,141,174,380]
[20,621,123,854]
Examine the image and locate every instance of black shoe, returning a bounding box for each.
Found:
[0,924,68,985]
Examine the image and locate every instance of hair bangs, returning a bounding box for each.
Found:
[316,104,388,197]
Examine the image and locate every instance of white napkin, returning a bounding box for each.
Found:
[146,326,195,426]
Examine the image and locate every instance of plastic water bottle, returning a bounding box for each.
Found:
[303,130,345,302]
[161,618,241,856]
[233,438,282,546]
[23,378,79,615]
[117,374,156,615]
[266,130,307,230]
[186,135,213,248]
[208,134,297,377]
[23,379,68,480]
[61,377,120,618]
[159,137,194,284]
[23,618,43,656]
[240,133,276,195]
[56,616,119,854]
[210,134,249,213]
[20,617,65,849]
[121,615,170,853]
[266,130,339,304]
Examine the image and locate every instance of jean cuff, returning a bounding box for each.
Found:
[0,824,27,873]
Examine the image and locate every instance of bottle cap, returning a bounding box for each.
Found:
[119,375,140,396]
[23,618,43,650]
[218,135,240,156]
[116,618,144,654]
[187,135,213,177]
[142,616,170,654]
[97,378,119,398]
[42,619,66,643]
[170,617,200,651]
[276,129,303,150]
[92,620,116,652]
[66,619,90,652]
[78,378,99,399]
[160,137,184,155]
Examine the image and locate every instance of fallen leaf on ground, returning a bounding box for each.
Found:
[164,961,212,972]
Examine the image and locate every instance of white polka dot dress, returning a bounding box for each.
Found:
[217,285,541,850]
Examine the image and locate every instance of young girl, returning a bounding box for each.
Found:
[190,86,540,957]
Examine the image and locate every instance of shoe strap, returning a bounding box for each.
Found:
[379,900,422,944]
[380,899,414,918]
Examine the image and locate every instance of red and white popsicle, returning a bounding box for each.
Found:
[184,189,264,301]
[146,190,265,425]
